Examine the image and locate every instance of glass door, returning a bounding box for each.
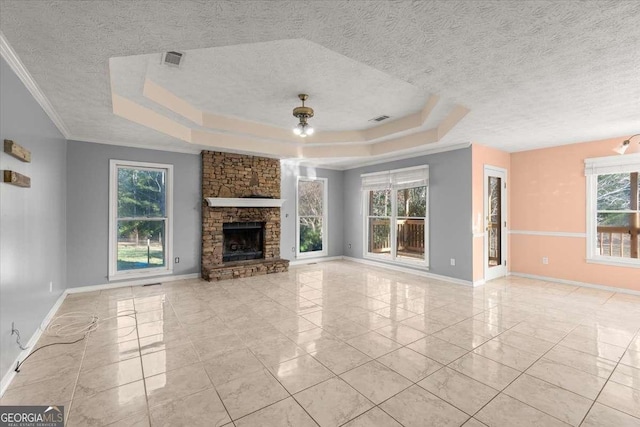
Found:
[484,166,507,280]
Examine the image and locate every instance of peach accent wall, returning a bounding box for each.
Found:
[471,144,511,282]
[510,136,640,291]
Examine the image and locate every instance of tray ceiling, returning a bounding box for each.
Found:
[1,0,639,165]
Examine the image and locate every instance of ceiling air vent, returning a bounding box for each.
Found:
[369,115,390,122]
[163,51,184,67]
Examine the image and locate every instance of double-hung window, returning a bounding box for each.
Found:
[109,160,173,279]
[585,153,640,267]
[362,166,429,267]
[296,177,328,258]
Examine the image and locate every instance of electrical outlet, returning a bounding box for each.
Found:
[174,257,180,264]
[450,258,456,266]
[348,243,352,249]
[542,257,549,265]
[292,246,295,252]
[49,281,53,293]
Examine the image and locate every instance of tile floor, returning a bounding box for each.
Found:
[2,260,640,426]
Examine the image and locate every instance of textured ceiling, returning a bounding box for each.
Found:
[108,39,464,157]
[140,39,428,131]
[1,0,639,165]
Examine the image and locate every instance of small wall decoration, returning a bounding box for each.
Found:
[2,170,31,188]
[4,139,31,162]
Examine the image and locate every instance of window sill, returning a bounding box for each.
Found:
[109,269,174,282]
[586,257,640,269]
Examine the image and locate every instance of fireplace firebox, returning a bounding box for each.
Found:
[222,222,265,262]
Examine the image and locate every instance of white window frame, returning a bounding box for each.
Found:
[296,176,328,259]
[585,153,640,268]
[362,165,429,269]
[109,159,174,280]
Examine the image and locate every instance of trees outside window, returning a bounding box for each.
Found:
[109,160,173,278]
[297,177,328,258]
[595,172,639,260]
[363,166,429,267]
[585,155,639,267]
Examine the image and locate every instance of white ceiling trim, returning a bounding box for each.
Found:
[141,78,460,146]
[115,87,469,159]
[0,30,71,139]
[0,29,469,164]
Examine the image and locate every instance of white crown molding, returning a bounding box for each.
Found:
[0,31,71,139]
[509,230,586,238]
[64,137,469,168]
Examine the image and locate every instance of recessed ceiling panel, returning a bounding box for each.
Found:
[142,39,427,131]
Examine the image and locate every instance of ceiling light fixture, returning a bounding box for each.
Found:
[614,134,640,155]
[292,94,314,137]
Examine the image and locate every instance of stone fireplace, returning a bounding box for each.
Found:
[201,151,289,281]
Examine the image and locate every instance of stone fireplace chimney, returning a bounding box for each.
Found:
[201,151,289,281]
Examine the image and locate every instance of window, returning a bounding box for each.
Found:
[109,160,173,278]
[363,166,429,267]
[585,154,640,267]
[296,177,328,258]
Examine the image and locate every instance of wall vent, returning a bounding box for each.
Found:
[369,115,390,122]
[163,51,184,67]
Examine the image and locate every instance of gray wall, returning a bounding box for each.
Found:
[280,162,344,260]
[0,58,67,377]
[66,141,200,287]
[342,148,473,281]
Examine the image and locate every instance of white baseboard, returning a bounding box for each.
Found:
[288,256,345,266]
[65,273,200,294]
[510,272,640,296]
[0,291,66,397]
[473,279,486,287]
[342,256,475,287]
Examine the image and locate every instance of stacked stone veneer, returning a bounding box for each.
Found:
[201,151,289,281]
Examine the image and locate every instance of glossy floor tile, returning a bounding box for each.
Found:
[341,360,413,404]
[234,397,317,427]
[503,374,592,426]
[419,367,499,415]
[2,261,639,426]
[294,377,374,427]
[380,384,469,427]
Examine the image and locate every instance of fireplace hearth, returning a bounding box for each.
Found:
[223,222,264,262]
